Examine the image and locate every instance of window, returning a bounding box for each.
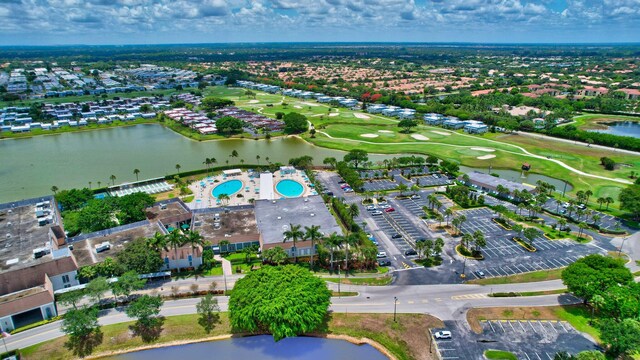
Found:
[64,284,70,288]
[62,275,70,283]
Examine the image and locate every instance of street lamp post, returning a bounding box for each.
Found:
[393,296,398,322]
[618,236,629,257]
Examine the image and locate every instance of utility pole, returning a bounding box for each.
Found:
[393,296,398,322]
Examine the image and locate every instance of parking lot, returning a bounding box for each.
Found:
[433,320,599,360]
[362,179,401,192]
[412,174,452,187]
[456,208,606,280]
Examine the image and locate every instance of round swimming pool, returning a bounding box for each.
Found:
[212,179,243,198]
[276,179,304,198]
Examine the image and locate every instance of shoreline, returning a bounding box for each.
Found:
[83,333,395,360]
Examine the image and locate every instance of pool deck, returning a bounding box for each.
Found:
[186,169,316,209]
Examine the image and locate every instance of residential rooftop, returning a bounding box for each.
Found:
[193,209,259,245]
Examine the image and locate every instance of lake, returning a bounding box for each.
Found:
[105,335,388,360]
[0,124,393,203]
[460,166,573,193]
[591,121,640,139]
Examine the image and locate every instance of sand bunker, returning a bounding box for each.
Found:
[294,105,303,109]
[360,134,379,138]
[354,113,370,119]
[378,130,394,133]
[301,102,319,107]
[248,100,260,104]
[329,113,339,117]
[431,130,451,136]
[477,155,496,160]
[471,147,495,152]
[411,134,430,141]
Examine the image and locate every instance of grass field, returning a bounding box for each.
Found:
[467,268,564,285]
[20,312,443,360]
[484,350,518,360]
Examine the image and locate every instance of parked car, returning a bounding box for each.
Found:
[411,194,420,199]
[379,204,391,209]
[338,180,346,184]
[376,251,387,258]
[434,331,452,339]
[404,249,417,256]
[391,233,402,239]
[474,270,486,278]
[366,205,377,211]
[371,210,383,216]
[378,258,391,266]
[384,207,395,213]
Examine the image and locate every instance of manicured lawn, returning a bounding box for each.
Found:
[467,268,564,285]
[573,113,640,130]
[21,312,443,360]
[485,350,518,360]
[325,276,393,286]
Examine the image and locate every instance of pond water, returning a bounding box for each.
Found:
[590,121,640,139]
[0,124,395,203]
[105,336,388,360]
[460,166,573,193]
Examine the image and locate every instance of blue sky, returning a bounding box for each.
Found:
[0,0,638,45]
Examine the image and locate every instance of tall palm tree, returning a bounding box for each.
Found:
[97,181,101,188]
[585,190,593,205]
[109,175,116,186]
[597,197,605,210]
[184,230,205,262]
[203,158,211,175]
[175,164,181,173]
[133,168,140,181]
[217,193,230,205]
[283,223,304,263]
[166,229,186,273]
[343,233,360,274]
[211,157,217,167]
[265,156,270,164]
[230,150,239,164]
[347,203,360,225]
[51,185,58,194]
[148,232,167,252]
[256,155,261,165]
[445,208,453,227]
[304,225,322,269]
[324,233,343,271]
[605,197,614,210]
[88,181,92,190]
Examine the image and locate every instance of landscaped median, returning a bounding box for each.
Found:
[511,237,537,252]
[18,313,443,360]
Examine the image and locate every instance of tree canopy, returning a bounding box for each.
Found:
[398,119,418,133]
[216,116,244,134]
[200,96,234,112]
[282,112,309,134]
[619,184,640,220]
[343,149,368,169]
[116,237,164,274]
[561,254,633,302]
[228,265,331,341]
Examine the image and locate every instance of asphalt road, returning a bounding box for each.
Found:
[3,280,580,352]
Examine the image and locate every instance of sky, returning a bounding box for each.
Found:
[0,0,639,45]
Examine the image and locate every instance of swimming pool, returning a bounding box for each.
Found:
[276,179,304,198]
[212,179,243,198]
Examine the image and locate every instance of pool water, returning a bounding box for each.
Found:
[212,179,243,198]
[276,179,304,197]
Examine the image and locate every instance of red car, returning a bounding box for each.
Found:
[384,207,395,213]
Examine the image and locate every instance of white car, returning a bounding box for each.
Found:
[379,204,391,209]
[366,205,377,211]
[376,251,387,258]
[371,210,383,216]
[434,331,452,339]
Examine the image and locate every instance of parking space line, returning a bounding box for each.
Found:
[523,353,531,360]
[528,321,537,333]
[518,320,526,332]
[546,353,554,360]
[537,321,547,333]
[498,321,505,332]
[546,321,558,333]
[488,320,495,332]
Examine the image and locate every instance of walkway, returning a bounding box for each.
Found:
[215,255,233,277]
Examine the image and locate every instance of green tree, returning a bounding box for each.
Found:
[523,227,540,246]
[61,307,103,357]
[112,271,146,304]
[58,290,85,310]
[343,149,368,169]
[200,96,234,112]
[126,295,164,342]
[561,254,633,303]
[51,185,59,194]
[77,199,116,232]
[619,184,640,220]
[85,277,110,306]
[398,119,418,133]
[263,246,289,265]
[133,168,140,181]
[282,112,309,134]
[324,233,343,271]
[196,294,221,334]
[304,225,323,269]
[600,319,640,357]
[116,237,164,274]
[110,174,116,185]
[216,116,244,134]
[228,265,331,341]
[166,229,186,272]
[283,223,304,263]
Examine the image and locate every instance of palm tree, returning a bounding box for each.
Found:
[347,203,360,224]
[304,225,322,269]
[557,218,568,234]
[343,233,360,274]
[324,233,343,272]
[585,190,593,205]
[166,229,186,273]
[605,197,614,210]
[97,181,101,188]
[211,157,217,167]
[445,208,453,227]
[577,222,588,239]
[397,183,408,196]
[184,230,205,265]
[457,215,467,234]
[175,164,181,173]
[148,232,167,252]
[51,185,59,194]
[110,174,116,186]
[472,231,486,252]
[436,213,444,227]
[217,193,230,205]
[265,156,270,164]
[133,168,140,181]
[597,197,605,210]
[230,150,239,164]
[411,184,420,195]
[512,224,524,239]
[88,181,92,190]
[203,158,211,175]
[283,223,304,263]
